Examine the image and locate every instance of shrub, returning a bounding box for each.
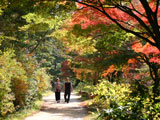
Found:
[76,81,95,98]
[92,80,160,120]
[92,80,131,119]
[93,80,131,108]
[35,68,51,95]
[0,50,16,116]
[0,50,51,116]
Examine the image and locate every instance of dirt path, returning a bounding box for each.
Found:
[24,92,88,120]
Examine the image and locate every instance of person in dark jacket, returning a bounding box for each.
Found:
[54,77,62,103]
[64,77,73,103]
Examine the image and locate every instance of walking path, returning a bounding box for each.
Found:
[24,92,88,120]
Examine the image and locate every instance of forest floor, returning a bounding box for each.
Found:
[24,92,89,120]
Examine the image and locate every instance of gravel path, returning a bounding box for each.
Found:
[24,92,88,120]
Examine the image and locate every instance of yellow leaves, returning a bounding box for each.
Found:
[51,26,97,54]
[1,102,15,116]
[93,80,131,108]
[0,50,17,116]
[35,68,51,93]
[12,77,28,107]
[72,68,94,80]
[0,48,51,116]
[19,12,56,33]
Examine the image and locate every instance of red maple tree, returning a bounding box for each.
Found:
[71,0,160,50]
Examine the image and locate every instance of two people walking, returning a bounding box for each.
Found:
[54,77,73,103]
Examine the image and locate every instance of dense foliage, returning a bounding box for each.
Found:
[0,0,160,119]
[53,0,160,119]
[0,0,71,117]
[0,50,51,116]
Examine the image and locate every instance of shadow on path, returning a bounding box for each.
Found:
[25,92,88,120]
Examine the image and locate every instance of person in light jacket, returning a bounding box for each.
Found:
[54,77,62,103]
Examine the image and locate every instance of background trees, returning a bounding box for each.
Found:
[53,0,160,119]
[73,0,160,50]
[0,0,73,117]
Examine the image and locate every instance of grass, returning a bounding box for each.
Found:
[0,90,53,120]
[0,100,42,120]
[82,102,99,120]
[83,113,98,120]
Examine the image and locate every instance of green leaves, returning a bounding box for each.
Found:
[93,80,131,106]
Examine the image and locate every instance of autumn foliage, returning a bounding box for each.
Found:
[132,41,160,64]
[0,50,51,116]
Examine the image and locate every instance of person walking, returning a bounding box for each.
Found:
[54,77,62,103]
[64,77,73,103]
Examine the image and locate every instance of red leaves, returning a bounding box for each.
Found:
[131,41,143,53]
[128,58,137,64]
[102,65,116,77]
[150,56,160,64]
[61,61,71,77]
[71,6,112,29]
[132,40,160,64]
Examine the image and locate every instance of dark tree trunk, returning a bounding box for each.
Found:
[152,67,160,103]
[54,60,57,69]
[93,72,99,85]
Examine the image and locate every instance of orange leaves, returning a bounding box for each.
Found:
[74,56,89,63]
[128,58,137,64]
[61,61,71,77]
[132,40,160,64]
[24,40,29,44]
[71,6,111,29]
[131,41,143,53]
[150,56,160,64]
[106,8,130,22]
[142,43,160,55]
[132,40,160,55]
[12,78,28,106]
[26,53,34,57]
[72,68,93,80]
[102,65,116,77]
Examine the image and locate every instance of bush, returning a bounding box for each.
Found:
[0,50,16,116]
[92,80,160,120]
[35,68,51,97]
[13,56,51,109]
[0,50,51,117]
[76,81,95,98]
[92,80,131,109]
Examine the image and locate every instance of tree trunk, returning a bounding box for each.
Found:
[152,67,160,103]
[54,60,57,69]
[93,72,99,85]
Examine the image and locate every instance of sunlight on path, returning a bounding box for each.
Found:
[24,92,87,120]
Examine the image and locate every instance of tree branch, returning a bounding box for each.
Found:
[116,5,156,40]
[129,0,147,18]
[140,0,160,42]
[75,0,157,48]
[29,31,49,54]
[155,0,159,14]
